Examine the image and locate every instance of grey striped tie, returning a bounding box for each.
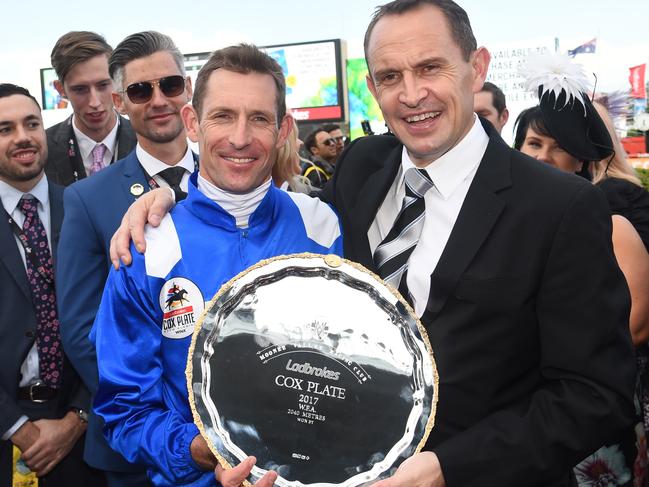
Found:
[374,167,433,290]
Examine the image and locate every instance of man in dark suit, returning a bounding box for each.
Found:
[56,31,196,487]
[108,2,637,486]
[0,84,98,486]
[46,31,136,186]
[324,1,636,486]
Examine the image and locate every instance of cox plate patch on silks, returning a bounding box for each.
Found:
[159,277,204,339]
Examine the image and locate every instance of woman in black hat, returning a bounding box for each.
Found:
[513,97,649,347]
[515,54,649,486]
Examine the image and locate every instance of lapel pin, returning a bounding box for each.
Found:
[130,183,145,197]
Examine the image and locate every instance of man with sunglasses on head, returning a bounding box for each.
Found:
[46,31,137,186]
[55,31,196,487]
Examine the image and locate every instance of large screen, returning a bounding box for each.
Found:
[40,40,347,122]
[262,39,345,122]
[40,67,69,110]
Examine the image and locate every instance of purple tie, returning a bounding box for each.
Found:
[89,143,107,175]
[19,196,63,388]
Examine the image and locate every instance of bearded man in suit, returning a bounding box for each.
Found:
[0,83,98,487]
[55,30,198,487]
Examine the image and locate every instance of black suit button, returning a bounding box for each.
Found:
[25,330,34,338]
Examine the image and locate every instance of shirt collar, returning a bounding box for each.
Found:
[197,173,272,228]
[136,143,194,176]
[183,172,276,230]
[0,174,49,214]
[72,113,119,161]
[400,115,489,200]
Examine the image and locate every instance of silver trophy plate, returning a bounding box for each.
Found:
[187,253,438,486]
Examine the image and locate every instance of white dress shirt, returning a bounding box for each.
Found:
[72,114,119,173]
[136,144,194,192]
[0,174,51,440]
[368,116,489,316]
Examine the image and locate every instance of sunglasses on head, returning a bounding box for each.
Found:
[120,75,186,104]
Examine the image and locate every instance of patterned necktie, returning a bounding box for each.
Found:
[159,166,187,201]
[373,167,434,293]
[19,196,63,388]
[89,143,107,175]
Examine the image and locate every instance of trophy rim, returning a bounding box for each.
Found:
[185,252,439,485]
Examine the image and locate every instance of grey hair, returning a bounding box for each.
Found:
[109,31,185,90]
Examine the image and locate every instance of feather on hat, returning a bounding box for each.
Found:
[520,53,613,162]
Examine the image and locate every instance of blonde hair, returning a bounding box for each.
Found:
[591,101,642,187]
[273,120,312,194]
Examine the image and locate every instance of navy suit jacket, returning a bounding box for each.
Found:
[57,150,149,472]
[0,181,88,478]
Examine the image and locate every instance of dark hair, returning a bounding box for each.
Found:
[109,31,184,89]
[480,82,507,115]
[513,106,553,151]
[0,84,41,109]
[364,0,476,68]
[51,31,112,83]
[304,129,327,153]
[193,44,287,123]
[321,123,341,133]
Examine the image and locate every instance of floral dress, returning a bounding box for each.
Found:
[573,177,649,487]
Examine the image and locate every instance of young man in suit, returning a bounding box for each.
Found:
[109,1,637,486]
[56,31,197,487]
[46,31,137,186]
[0,84,98,486]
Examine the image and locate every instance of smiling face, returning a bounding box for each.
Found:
[0,94,47,191]
[183,69,292,194]
[113,51,190,152]
[520,128,583,174]
[55,54,117,141]
[366,4,489,167]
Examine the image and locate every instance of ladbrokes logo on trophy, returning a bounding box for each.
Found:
[159,277,204,339]
[285,358,341,381]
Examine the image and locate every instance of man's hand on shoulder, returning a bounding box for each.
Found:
[21,412,86,476]
[109,187,176,269]
[373,452,446,487]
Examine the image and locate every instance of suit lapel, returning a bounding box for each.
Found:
[424,133,513,319]
[119,152,149,202]
[346,144,402,269]
[116,116,137,160]
[49,183,64,266]
[0,201,31,300]
[58,116,86,181]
